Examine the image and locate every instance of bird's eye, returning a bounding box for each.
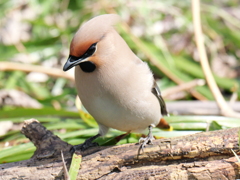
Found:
[85,43,97,57]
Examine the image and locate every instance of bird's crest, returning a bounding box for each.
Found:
[70,14,120,57]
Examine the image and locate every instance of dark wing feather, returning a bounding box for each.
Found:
[152,81,168,116]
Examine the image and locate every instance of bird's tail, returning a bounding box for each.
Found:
[156,118,173,131]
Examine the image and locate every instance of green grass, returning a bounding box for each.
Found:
[0,0,240,164]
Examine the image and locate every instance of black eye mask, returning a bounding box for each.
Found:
[63,42,97,72]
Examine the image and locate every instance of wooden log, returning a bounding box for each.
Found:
[0,119,240,179]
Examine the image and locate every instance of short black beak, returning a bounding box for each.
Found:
[63,56,85,71]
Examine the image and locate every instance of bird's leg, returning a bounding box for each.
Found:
[138,125,155,155]
[70,134,100,153]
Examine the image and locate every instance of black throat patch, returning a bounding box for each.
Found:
[79,61,96,73]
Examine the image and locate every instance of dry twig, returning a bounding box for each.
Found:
[162,79,205,98]
[0,62,74,81]
[191,0,240,118]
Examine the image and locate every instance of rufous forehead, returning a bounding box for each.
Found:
[69,40,102,66]
[70,40,94,57]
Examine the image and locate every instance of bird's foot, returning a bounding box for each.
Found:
[137,125,155,155]
[70,141,99,153]
[70,134,100,153]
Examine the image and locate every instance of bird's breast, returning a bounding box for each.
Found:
[74,63,160,132]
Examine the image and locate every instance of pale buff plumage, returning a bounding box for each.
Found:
[63,14,169,151]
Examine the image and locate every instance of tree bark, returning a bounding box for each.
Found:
[0,119,240,180]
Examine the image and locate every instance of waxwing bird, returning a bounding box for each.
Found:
[63,14,169,153]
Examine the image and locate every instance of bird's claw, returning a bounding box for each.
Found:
[70,141,99,153]
[70,134,100,154]
[138,134,155,155]
[137,125,155,156]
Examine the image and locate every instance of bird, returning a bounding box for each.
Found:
[63,14,170,153]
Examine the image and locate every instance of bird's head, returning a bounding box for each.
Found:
[63,14,120,73]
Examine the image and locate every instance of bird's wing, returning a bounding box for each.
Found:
[152,81,168,116]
